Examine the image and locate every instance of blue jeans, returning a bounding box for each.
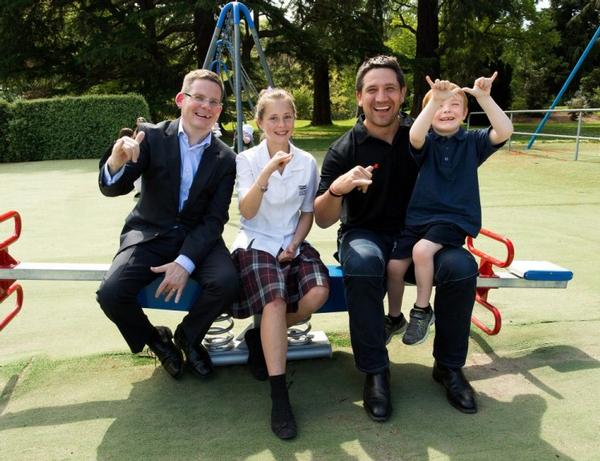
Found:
[338,228,478,373]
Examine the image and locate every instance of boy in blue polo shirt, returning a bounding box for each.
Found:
[385,72,513,345]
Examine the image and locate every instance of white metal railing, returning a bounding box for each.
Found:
[466,108,600,160]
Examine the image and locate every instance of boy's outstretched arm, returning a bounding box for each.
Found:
[462,71,513,145]
[410,76,462,149]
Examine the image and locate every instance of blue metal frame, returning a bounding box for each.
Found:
[527,24,600,149]
[203,2,274,152]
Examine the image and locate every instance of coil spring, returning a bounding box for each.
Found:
[287,315,313,346]
[203,313,235,352]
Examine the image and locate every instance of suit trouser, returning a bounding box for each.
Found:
[96,229,240,353]
[337,228,478,374]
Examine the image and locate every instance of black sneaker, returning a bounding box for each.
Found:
[384,313,408,345]
[402,307,435,345]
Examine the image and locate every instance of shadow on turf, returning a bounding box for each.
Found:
[468,331,599,400]
[2,344,594,460]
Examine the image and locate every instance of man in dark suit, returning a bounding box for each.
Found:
[97,69,239,380]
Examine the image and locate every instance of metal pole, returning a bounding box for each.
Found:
[574,110,583,160]
[203,3,232,69]
[527,24,600,149]
[237,3,274,87]
[232,3,244,152]
[508,112,513,152]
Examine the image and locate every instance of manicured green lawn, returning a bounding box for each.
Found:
[225,117,600,157]
[478,120,600,142]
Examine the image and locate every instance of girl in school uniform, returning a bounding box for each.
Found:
[230,88,330,440]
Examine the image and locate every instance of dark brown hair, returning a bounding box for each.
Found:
[355,55,406,92]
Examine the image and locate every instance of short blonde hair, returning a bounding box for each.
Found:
[181,69,224,100]
[422,82,468,110]
[255,88,296,123]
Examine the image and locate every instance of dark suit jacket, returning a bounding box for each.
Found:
[98,118,236,267]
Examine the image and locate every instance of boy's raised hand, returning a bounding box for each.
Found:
[462,71,498,99]
[425,75,463,103]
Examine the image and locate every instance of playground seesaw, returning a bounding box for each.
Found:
[0,209,573,364]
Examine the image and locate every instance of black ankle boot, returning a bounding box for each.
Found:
[363,369,392,422]
[432,361,477,414]
[269,374,297,439]
[245,327,268,381]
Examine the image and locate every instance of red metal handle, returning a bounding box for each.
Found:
[0,210,24,331]
[466,227,515,277]
[472,291,502,335]
[0,282,23,331]
[0,210,22,251]
[466,227,515,335]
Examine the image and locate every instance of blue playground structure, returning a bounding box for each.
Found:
[203,1,274,152]
[528,24,600,149]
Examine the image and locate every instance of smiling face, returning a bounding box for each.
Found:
[431,93,468,136]
[356,67,406,138]
[175,78,223,143]
[257,98,295,151]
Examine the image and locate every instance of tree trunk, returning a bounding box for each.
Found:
[193,6,217,68]
[366,0,385,47]
[411,0,440,117]
[311,58,332,125]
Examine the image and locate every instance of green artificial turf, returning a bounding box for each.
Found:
[1,138,599,460]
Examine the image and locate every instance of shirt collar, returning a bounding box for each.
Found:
[354,113,412,145]
[429,126,467,141]
[178,121,212,149]
[258,138,297,156]
[354,115,370,145]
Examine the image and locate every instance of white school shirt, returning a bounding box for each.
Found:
[231,140,319,258]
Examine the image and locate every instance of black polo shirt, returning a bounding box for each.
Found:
[318,115,419,234]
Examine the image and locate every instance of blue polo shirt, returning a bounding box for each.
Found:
[406,127,504,237]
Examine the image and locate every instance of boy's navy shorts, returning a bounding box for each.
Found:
[390,222,468,260]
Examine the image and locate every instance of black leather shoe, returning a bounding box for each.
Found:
[174,326,214,378]
[147,326,184,379]
[245,327,268,381]
[432,361,477,414]
[363,370,392,422]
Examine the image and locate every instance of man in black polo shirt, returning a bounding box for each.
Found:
[314,55,479,422]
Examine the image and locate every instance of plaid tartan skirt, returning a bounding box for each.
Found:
[229,242,330,319]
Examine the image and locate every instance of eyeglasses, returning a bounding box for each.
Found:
[183,93,222,108]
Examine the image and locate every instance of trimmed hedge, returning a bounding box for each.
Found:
[0,99,12,163]
[2,94,150,163]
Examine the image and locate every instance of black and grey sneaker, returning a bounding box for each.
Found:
[402,306,435,345]
[384,313,408,345]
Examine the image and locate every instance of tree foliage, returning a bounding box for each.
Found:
[1,0,599,125]
[269,0,387,124]
[0,0,222,119]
